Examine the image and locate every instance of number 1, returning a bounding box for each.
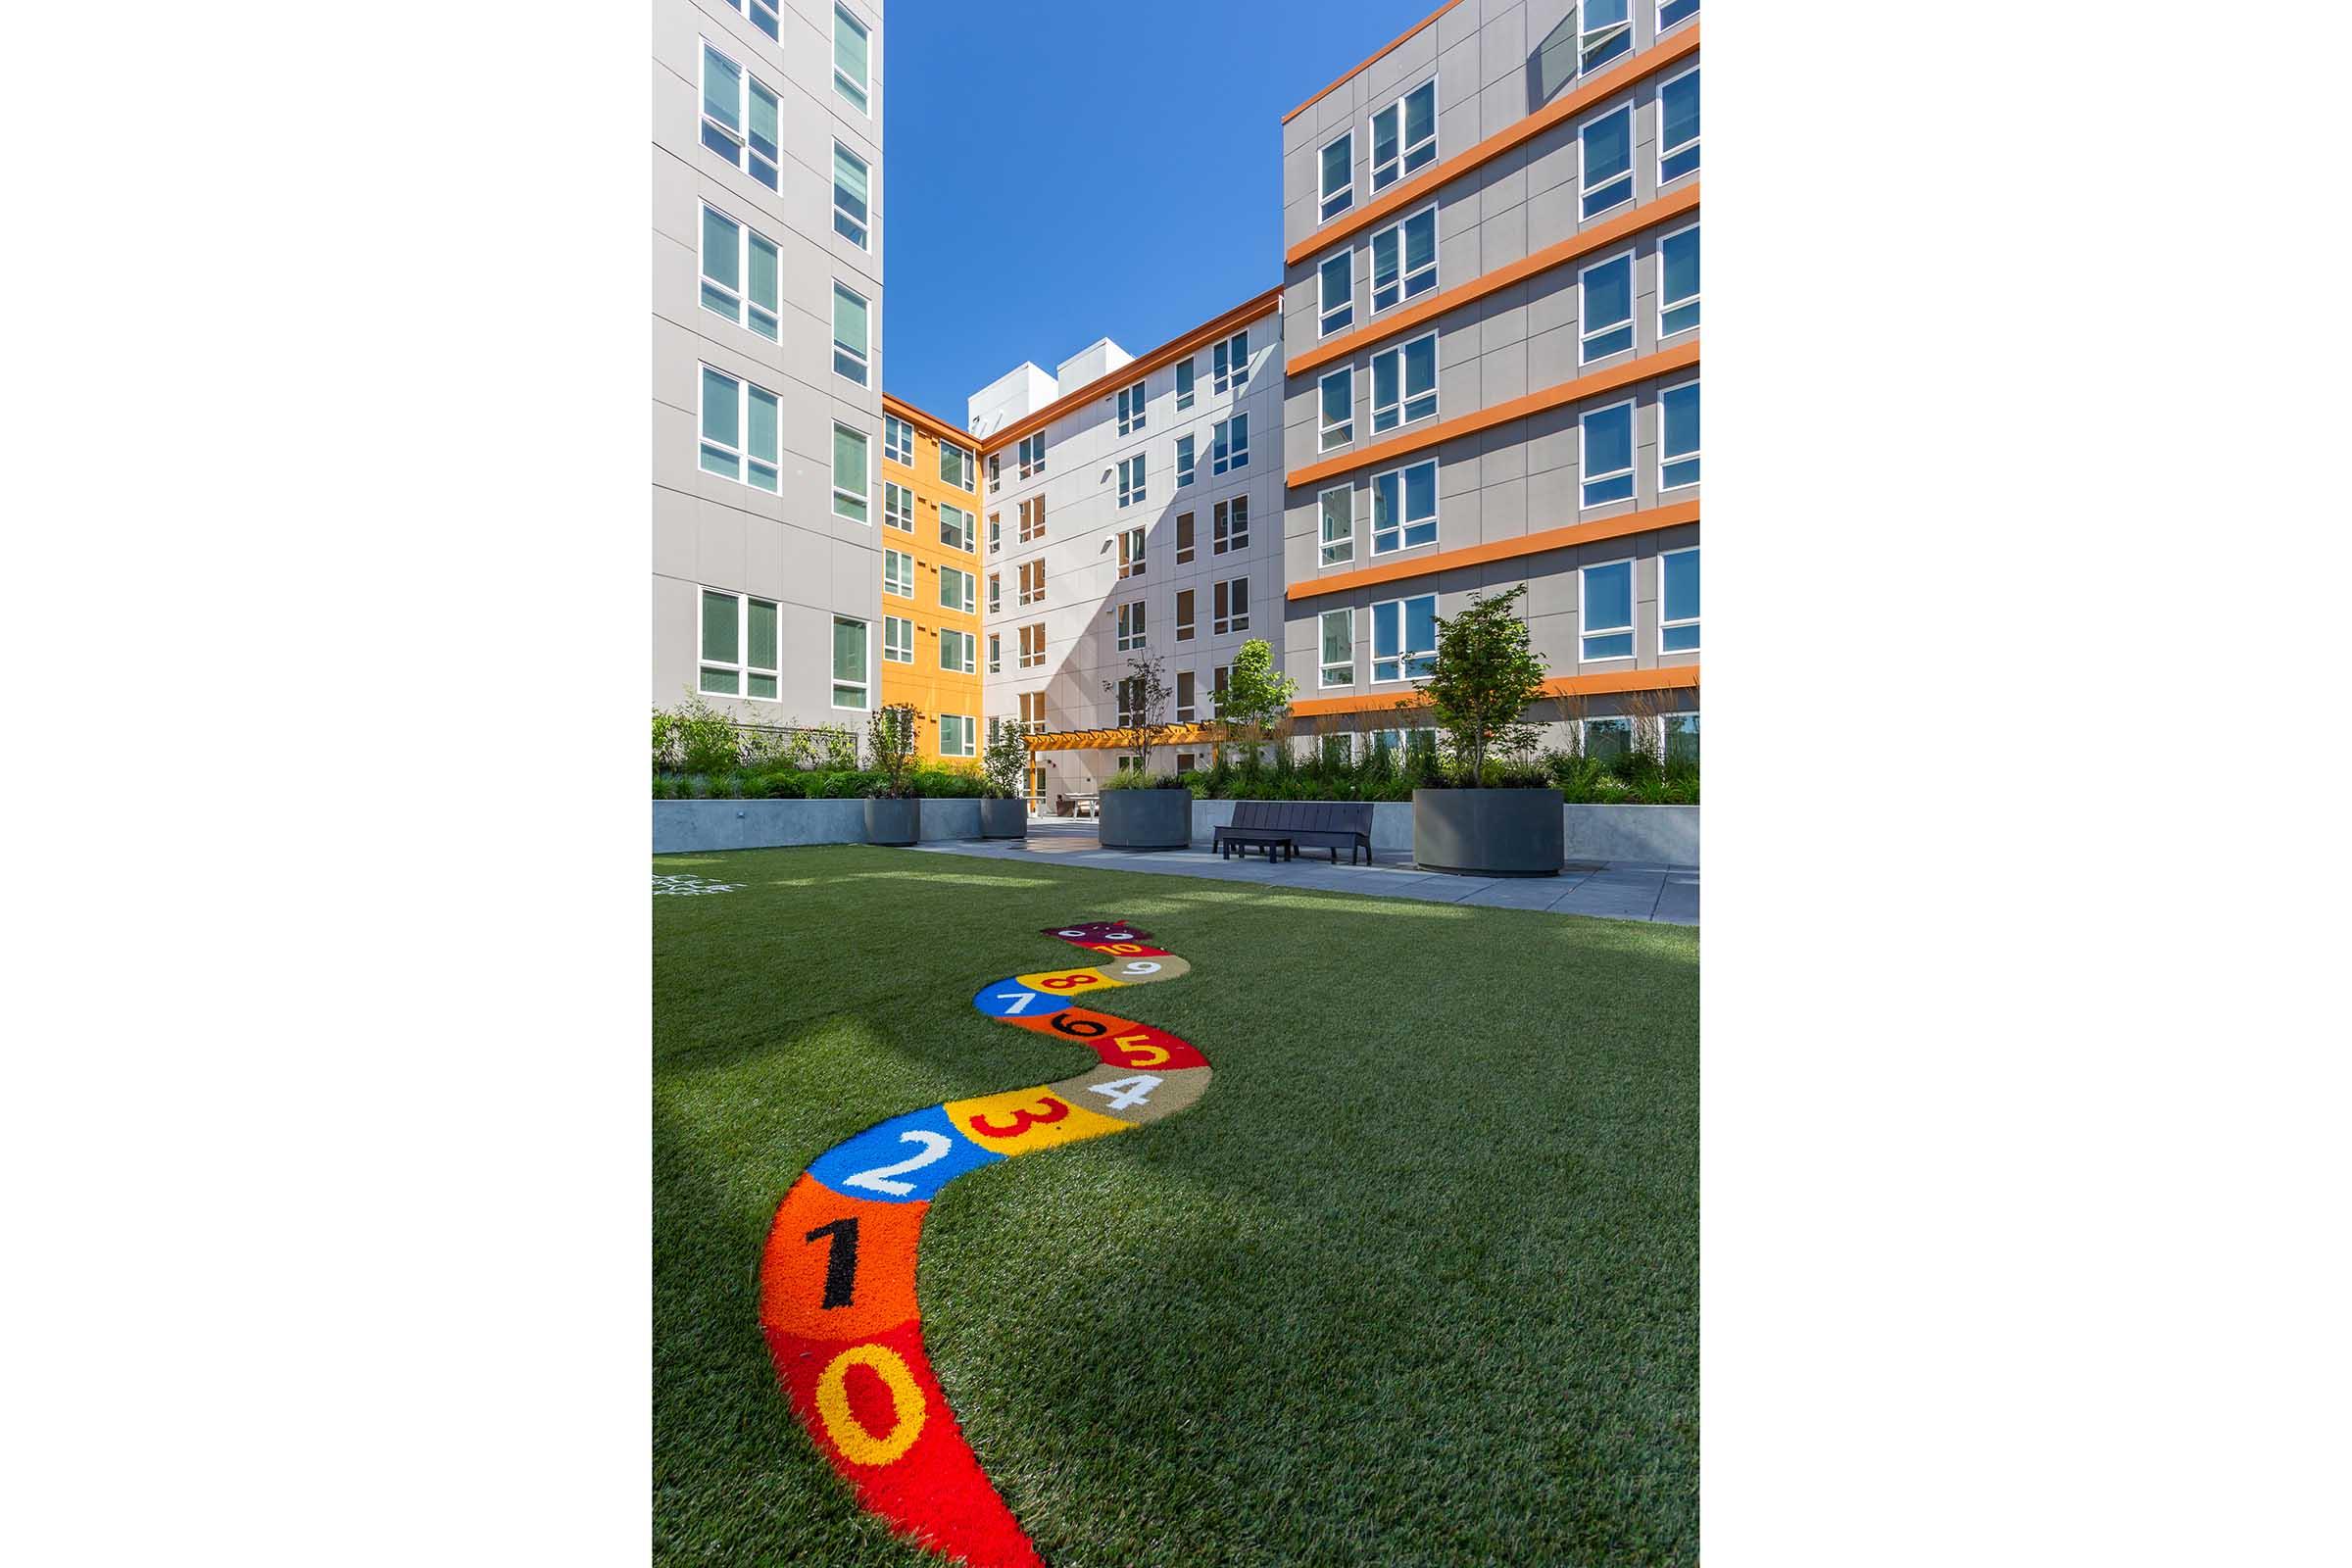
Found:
[804,1217,859,1308]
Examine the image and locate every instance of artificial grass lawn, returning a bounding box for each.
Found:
[655,845,1698,1567]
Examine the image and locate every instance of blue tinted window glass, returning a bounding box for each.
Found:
[1374,601,1400,658]
[1587,562,1632,629]
[1663,552,1699,622]
[1662,228,1699,305]
[1586,256,1631,328]
[1404,334,1436,393]
[1405,595,1437,651]
[1405,461,1436,519]
[1585,403,1633,472]
[1662,383,1700,458]
[1583,109,1630,185]
[1662,72,1700,151]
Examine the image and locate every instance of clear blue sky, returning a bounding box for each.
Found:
[881,0,1445,424]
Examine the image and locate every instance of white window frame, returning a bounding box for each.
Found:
[882,613,914,663]
[1369,206,1438,315]
[1659,0,1700,30]
[1017,432,1047,477]
[1213,496,1250,555]
[1117,380,1147,436]
[831,614,871,710]
[1116,600,1149,652]
[1211,413,1249,474]
[1318,129,1354,221]
[1175,588,1196,642]
[988,570,1002,613]
[988,452,1000,494]
[1318,367,1354,451]
[940,565,976,613]
[939,714,976,758]
[698,203,779,341]
[883,548,913,599]
[940,627,975,675]
[1657,65,1701,183]
[1175,432,1196,487]
[1318,483,1354,566]
[1369,593,1437,683]
[1213,574,1250,635]
[698,587,780,700]
[1369,332,1438,432]
[1580,0,1634,74]
[988,633,1002,673]
[1579,560,1637,662]
[831,280,870,385]
[831,419,871,520]
[1117,453,1147,508]
[1018,623,1046,670]
[882,413,913,465]
[1117,525,1147,579]
[883,480,913,532]
[1211,331,1249,395]
[1018,496,1045,543]
[1018,559,1045,607]
[1659,379,1700,490]
[1317,250,1353,337]
[1370,78,1437,192]
[1580,398,1636,509]
[939,502,974,551]
[731,0,782,43]
[1579,251,1636,364]
[832,4,871,115]
[1658,221,1700,337]
[1370,458,1439,555]
[1175,358,1197,411]
[1659,546,1700,655]
[1318,607,1354,688]
[700,42,778,189]
[939,440,975,492]
[1580,105,1635,219]
[830,139,870,248]
[698,365,779,493]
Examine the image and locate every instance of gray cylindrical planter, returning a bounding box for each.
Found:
[1099,788,1192,850]
[863,796,920,846]
[979,797,1027,839]
[1413,788,1565,876]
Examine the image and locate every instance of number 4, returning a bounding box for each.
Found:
[1085,1074,1162,1111]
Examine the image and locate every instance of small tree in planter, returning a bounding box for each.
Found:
[1212,637,1297,772]
[1097,655,1189,848]
[978,718,1031,838]
[1101,655,1173,780]
[862,703,925,845]
[1411,584,1563,875]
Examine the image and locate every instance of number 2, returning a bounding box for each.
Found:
[841,1129,954,1197]
[966,1096,1070,1139]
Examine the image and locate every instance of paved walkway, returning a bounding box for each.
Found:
[907,819,1696,925]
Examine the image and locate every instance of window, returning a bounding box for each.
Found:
[988,633,1002,673]
[1664,711,1699,762]
[1116,600,1148,652]
[1658,67,1700,181]
[1114,678,1147,729]
[1370,595,1437,681]
[699,588,778,699]
[883,614,913,663]
[1373,725,1438,757]
[1018,623,1046,669]
[1660,547,1700,653]
[1319,130,1353,220]
[988,453,1000,493]
[1371,79,1437,191]
[831,615,869,708]
[1175,589,1196,641]
[1583,716,1633,760]
[701,45,779,189]
[883,548,913,598]
[939,502,973,551]
[1319,608,1353,687]
[832,141,870,247]
[988,512,1002,554]
[1018,432,1047,477]
[884,481,912,531]
[1017,560,1045,606]
[1211,414,1249,474]
[1371,460,1438,554]
[1319,484,1354,565]
[831,3,870,110]
[1581,106,1633,218]
[732,0,781,42]
[940,627,975,674]
[1176,433,1196,487]
[1019,691,1046,732]
[831,421,870,520]
[1211,330,1249,395]
[1118,526,1147,579]
[1117,454,1147,508]
[1581,0,1633,74]
[1580,400,1635,507]
[1176,752,1197,773]
[1176,670,1197,720]
[1117,380,1147,436]
[1214,664,1230,702]
[1018,496,1045,543]
[1580,253,1634,362]
[1175,358,1196,411]
[1581,561,1635,660]
[988,572,1002,613]
[1175,512,1195,564]
[939,714,975,758]
[883,414,913,465]
[1213,575,1250,634]
[1369,207,1437,313]
[1370,333,1437,431]
[939,565,974,612]
[1659,223,1700,335]
[831,281,869,384]
[1319,368,1354,451]
[1318,251,1353,336]
[699,205,778,340]
[939,440,975,491]
[1660,0,1700,28]
[699,366,779,492]
[1213,496,1249,554]
[1660,381,1700,489]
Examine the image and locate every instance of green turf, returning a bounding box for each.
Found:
[655,845,1698,1567]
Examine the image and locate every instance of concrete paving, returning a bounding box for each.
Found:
[906,819,1697,925]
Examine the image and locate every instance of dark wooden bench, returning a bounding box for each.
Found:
[1212,802,1375,865]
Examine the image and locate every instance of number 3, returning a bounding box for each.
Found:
[966,1095,1070,1139]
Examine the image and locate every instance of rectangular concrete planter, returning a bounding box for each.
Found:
[979,797,1027,838]
[1188,799,1698,867]
[651,797,993,854]
[1099,787,1191,850]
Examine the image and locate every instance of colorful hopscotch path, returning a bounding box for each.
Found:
[759,920,1210,1568]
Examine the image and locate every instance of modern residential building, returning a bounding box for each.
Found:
[878,394,984,761]
[652,0,887,728]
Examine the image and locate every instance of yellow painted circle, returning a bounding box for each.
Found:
[814,1344,927,1466]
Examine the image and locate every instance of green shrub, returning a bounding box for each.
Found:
[910,764,985,798]
[652,774,680,800]
[753,771,805,799]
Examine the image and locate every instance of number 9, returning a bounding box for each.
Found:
[1117,961,1160,975]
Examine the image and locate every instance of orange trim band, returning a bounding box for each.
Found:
[977,287,1283,457]
[1284,24,1700,269]
[1292,665,1699,719]
[1286,341,1699,490]
[1286,500,1698,602]
[1282,0,1467,125]
[880,392,975,448]
[1286,184,1698,378]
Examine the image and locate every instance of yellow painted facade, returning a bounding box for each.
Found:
[879,394,986,764]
